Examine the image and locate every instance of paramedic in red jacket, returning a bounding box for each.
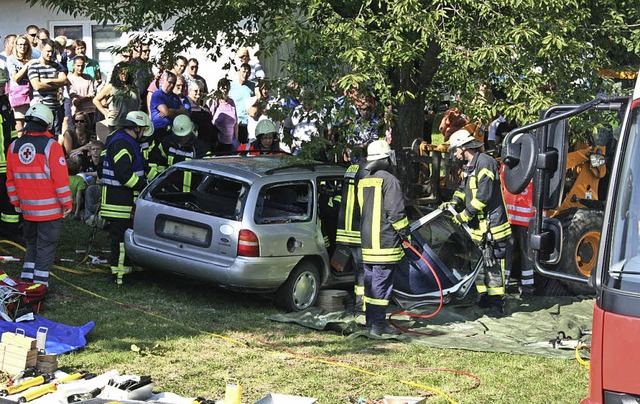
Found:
[6,104,72,286]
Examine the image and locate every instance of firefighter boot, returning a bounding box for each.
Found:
[486,295,505,317]
[370,322,402,336]
[111,266,133,285]
[476,293,491,309]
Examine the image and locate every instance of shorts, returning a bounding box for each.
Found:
[13,104,29,120]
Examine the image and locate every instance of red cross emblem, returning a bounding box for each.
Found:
[18,143,36,165]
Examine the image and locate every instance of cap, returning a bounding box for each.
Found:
[54,35,67,48]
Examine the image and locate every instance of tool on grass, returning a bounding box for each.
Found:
[16,370,93,402]
[0,373,54,396]
[66,386,102,402]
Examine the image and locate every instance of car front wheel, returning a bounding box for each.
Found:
[276,261,320,312]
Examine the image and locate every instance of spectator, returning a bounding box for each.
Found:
[93,61,139,133]
[187,81,217,153]
[6,34,34,132]
[149,71,188,143]
[236,47,264,86]
[172,75,190,111]
[349,99,381,149]
[25,25,40,59]
[61,110,95,157]
[67,55,96,125]
[82,139,104,179]
[184,58,208,94]
[228,62,254,144]
[68,40,101,86]
[132,41,153,113]
[3,34,16,58]
[146,55,188,112]
[246,79,278,141]
[35,28,50,55]
[66,153,87,220]
[53,36,69,73]
[210,77,238,152]
[28,39,68,136]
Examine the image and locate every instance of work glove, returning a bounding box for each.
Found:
[452,211,470,226]
[438,201,454,211]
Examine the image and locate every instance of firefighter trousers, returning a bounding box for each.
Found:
[507,224,535,290]
[349,246,365,311]
[363,263,396,326]
[475,238,509,297]
[107,218,132,273]
[21,219,62,287]
[0,173,20,238]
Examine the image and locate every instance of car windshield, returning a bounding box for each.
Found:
[146,168,248,221]
[607,106,640,293]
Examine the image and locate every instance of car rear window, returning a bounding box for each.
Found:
[146,168,248,221]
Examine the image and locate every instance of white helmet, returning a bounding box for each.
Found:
[367,139,392,161]
[125,111,154,138]
[25,104,54,128]
[172,114,194,137]
[448,129,482,151]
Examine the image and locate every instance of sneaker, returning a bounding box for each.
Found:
[370,323,402,336]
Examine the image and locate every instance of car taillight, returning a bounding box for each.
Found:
[238,229,259,257]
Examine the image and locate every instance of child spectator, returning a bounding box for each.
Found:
[67,154,88,220]
[79,140,104,184]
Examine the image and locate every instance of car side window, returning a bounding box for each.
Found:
[255,182,312,224]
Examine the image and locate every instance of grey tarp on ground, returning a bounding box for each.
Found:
[267,296,594,359]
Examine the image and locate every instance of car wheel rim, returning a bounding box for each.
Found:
[292,271,317,310]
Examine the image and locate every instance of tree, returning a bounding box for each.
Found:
[33,0,640,153]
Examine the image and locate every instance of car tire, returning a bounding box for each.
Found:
[276,261,320,312]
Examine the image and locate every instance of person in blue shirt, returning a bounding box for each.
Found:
[149,71,188,144]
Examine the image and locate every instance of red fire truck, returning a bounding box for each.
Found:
[502,74,640,403]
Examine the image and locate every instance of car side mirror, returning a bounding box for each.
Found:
[529,218,562,264]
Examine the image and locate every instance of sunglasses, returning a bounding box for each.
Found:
[74,119,86,123]
[28,33,37,37]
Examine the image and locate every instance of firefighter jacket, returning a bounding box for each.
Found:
[453,152,511,243]
[6,131,72,221]
[500,166,534,227]
[336,162,367,246]
[358,168,409,264]
[147,135,202,189]
[100,130,146,220]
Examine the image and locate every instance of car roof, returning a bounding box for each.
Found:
[173,155,346,181]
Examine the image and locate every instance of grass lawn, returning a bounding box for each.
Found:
[0,219,589,403]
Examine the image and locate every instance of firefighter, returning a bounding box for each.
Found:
[442,129,512,316]
[100,111,152,285]
[335,149,368,312]
[6,104,73,286]
[358,139,409,335]
[148,114,201,184]
[0,102,21,241]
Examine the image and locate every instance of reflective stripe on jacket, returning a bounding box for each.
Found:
[6,131,72,221]
[100,130,146,219]
[336,162,367,246]
[458,152,511,242]
[358,169,408,264]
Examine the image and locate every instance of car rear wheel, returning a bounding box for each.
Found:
[276,261,320,312]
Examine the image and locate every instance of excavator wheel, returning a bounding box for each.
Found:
[554,209,603,295]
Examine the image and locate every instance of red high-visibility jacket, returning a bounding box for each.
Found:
[499,166,534,227]
[6,131,72,221]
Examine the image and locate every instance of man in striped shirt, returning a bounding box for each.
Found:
[28,39,68,136]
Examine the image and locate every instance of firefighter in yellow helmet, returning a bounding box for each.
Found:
[358,140,409,335]
[441,129,512,316]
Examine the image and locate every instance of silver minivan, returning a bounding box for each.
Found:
[124,156,352,311]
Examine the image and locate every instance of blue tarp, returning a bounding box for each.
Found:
[0,316,94,354]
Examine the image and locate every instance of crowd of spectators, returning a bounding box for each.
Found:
[1,26,388,224]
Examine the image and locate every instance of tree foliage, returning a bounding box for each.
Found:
[31,0,640,150]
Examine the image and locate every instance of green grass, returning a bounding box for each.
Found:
[0,220,589,403]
